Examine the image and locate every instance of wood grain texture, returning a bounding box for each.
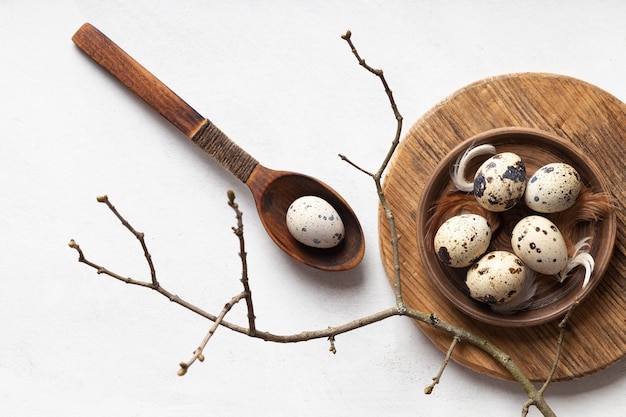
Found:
[379,73,626,381]
[72,23,206,138]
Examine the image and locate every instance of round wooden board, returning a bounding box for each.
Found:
[378,73,626,382]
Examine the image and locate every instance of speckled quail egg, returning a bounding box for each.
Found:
[466,251,527,305]
[524,162,582,213]
[510,215,568,275]
[434,214,492,268]
[286,196,344,249]
[473,152,526,212]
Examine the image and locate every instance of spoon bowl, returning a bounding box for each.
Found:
[72,23,364,271]
[247,164,364,270]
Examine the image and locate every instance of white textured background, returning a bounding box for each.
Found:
[2,1,625,416]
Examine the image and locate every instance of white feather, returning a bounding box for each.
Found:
[451,144,496,192]
[558,237,595,288]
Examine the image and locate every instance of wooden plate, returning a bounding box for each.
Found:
[379,73,626,381]
[418,127,616,327]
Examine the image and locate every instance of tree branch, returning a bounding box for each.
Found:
[67,196,555,415]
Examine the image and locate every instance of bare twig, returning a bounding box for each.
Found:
[227,190,256,335]
[68,239,154,289]
[339,30,405,311]
[522,298,580,416]
[97,195,158,286]
[424,336,460,394]
[178,292,247,376]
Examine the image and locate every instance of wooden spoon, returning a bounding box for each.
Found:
[72,23,364,271]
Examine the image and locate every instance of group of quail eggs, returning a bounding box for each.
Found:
[433,144,594,313]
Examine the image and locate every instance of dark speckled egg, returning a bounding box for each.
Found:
[473,152,526,212]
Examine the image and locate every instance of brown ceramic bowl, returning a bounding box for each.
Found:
[417,127,616,327]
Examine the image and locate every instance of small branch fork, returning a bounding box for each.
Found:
[66,31,579,417]
[339,30,405,312]
[70,193,258,376]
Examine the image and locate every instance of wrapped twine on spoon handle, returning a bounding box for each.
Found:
[191,119,258,183]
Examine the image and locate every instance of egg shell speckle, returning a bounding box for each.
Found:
[511,215,568,275]
[473,152,526,212]
[524,162,582,213]
[434,214,492,268]
[286,196,345,249]
[466,251,527,305]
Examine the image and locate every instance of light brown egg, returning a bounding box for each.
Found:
[466,251,527,305]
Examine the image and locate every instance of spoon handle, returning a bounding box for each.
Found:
[72,23,259,183]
